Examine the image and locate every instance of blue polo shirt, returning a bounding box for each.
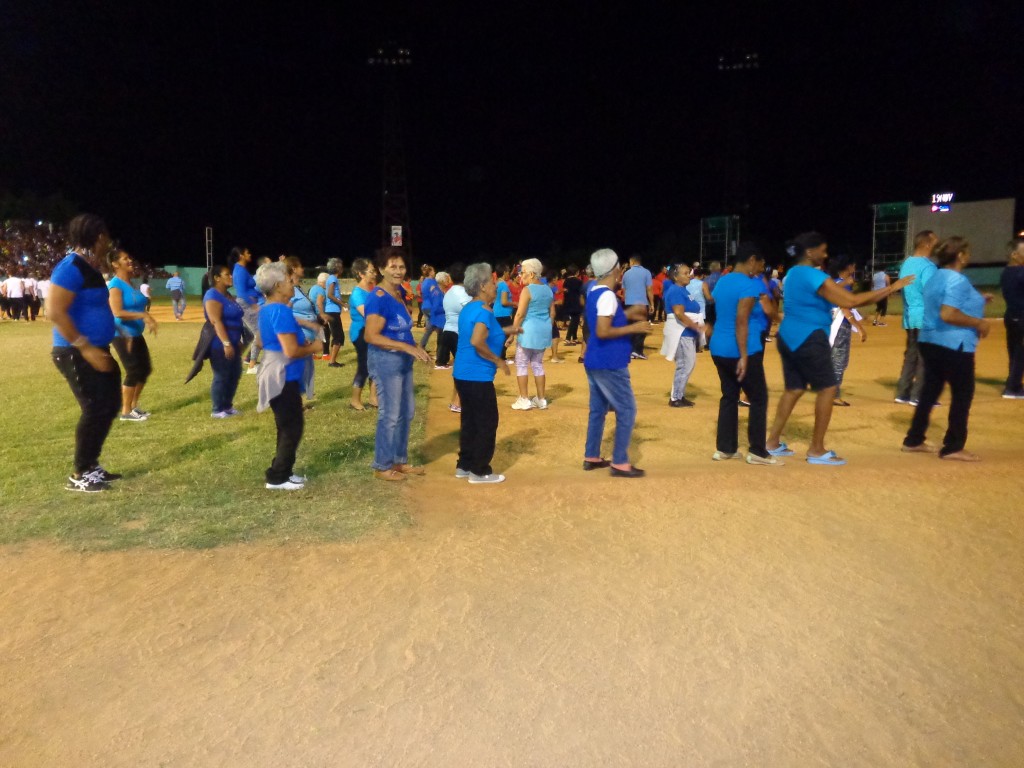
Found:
[50,253,116,347]
[364,287,415,344]
[778,265,831,350]
[259,303,306,381]
[454,301,505,381]
[709,272,764,357]
[920,269,985,353]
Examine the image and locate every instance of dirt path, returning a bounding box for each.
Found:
[3,323,1023,766]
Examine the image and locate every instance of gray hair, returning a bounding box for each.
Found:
[435,271,451,285]
[317,271,329,286]
[255,261,290,296]
[520,258,543,277]
[325,257,342,274]
[464,262,493,298]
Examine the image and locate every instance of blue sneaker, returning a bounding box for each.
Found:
[767,442,795,457]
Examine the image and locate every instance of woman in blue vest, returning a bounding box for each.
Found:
[581,249,650,477]
[902,236,991,461]
[107,249,158,421]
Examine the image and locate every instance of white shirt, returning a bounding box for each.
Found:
[140,283,151,297]
[37,279,51,300]
[442,284,472,333]
[3,277,24,298]
[22,277,37,298]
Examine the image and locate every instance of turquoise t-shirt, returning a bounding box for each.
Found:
[349,284,370,341]
[709,272,764,357]
[453,301,505,382]
[494,280,512,318]
[107,275,146,337]
[325,274,342,313]
[898,256,938,330]
[778,265,831,350]
[920,269,985,353]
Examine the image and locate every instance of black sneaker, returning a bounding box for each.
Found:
[86,466,123,482]
[66,474,110,493]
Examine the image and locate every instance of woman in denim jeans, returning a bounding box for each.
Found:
[363,246,433,481]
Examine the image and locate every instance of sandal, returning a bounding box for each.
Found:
[806,450,847,466]
[348,404,366,411]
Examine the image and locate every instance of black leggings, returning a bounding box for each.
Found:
[267,380,304,484]
[436,330,459,367]
[52,346,121,474]
[111,335,153,387]
[353,331,371,388]
[904,342,975,456]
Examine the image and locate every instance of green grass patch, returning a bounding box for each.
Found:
[0,320,430,550]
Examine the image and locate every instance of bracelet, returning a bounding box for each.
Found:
[220,338,231,345]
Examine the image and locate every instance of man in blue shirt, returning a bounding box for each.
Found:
[895,230,938,405]
[165,271,186,320]
[621,254,652,360]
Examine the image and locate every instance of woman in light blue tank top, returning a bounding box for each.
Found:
[510,258,554,409]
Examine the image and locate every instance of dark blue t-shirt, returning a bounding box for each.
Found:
[233,263,260,306]
[364,287,415,344]
[259,302,306,381]
[50,253,116,347]
[663,282,701,339]
[204,288,245,348]
[454,300,505,381]
[709,272,763,357]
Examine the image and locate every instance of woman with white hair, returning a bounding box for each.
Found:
[324,257,346,367]
[255,262,323,490]
[453,262,516,483]
[510,257,554,410]
[308,271,331,357]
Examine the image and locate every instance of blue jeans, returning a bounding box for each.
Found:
[368,347,415,470]
[171,294,186,318]
[584,367,636,466]
[209,343,242,413]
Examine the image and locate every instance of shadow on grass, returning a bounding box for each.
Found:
[306,435,377,475]
[419,428,460,464]
[165,426,260,462]
[494,428,540,471]
[161,390,209,413]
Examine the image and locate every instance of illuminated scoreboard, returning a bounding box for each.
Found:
[931,192,954,213]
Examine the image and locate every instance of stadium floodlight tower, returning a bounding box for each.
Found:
[368,43,413,260]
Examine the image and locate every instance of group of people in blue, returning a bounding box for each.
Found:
[47,211,1013,493]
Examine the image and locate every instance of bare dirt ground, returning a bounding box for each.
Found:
[3,320,1023,767]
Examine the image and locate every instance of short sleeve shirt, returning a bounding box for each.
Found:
[107,275,147,337]
[709,272,764,357]
[920,269,985,353]
[778,265,831,350]
[898,256,938,330]
[233,264,260,305]
[259,303,306,381]
[494,280,513,318]
[454,300,505,381]
[349,284,370,340]
[203,288,244,348]
[663,283,701,339]
[364,288,415,344]
[442,284,472,332]
[622,265,652,306]
[325,275,342,313]
[50,253,116,347]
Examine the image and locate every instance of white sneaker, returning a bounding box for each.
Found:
[288,474,307,484]
[245,366,258,375]
[211,411,231,419]
[455,468,471,479]
[712,451,743,461]
[511,397,534,410]
[266,480,304,490]
[530,396,549,410]
[468,473,506,484]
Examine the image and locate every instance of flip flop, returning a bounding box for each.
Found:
[767,442,795,457]
[806,450,846,466]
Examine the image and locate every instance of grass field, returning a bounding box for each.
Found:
[0,309,428,550]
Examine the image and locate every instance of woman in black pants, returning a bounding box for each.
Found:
[48,214,122,492]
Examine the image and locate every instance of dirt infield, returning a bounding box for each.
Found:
[3,322,1023,766]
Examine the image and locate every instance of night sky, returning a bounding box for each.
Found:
[2,1,1022,267]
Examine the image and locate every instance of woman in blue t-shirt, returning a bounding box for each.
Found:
[204,264,246,417]
[903,236,991,461]
[48,214,122,492]
[107,249,158,421]
[767,232,912,466]
[452,262,517,484]
[285,256,323,403]
[348,257,379,411]
[364,247,433,482]
[255,262,323,490]
[510,258,554,410]
[660,265,704,407]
